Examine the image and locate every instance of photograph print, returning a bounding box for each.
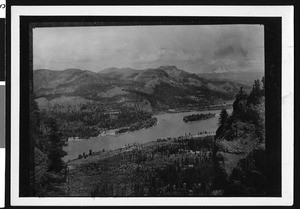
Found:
[28,22,270,197]
[13,12,286,202]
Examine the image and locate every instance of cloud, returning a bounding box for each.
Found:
[33,25,264,73]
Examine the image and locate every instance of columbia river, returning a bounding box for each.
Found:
[64,108,232,161]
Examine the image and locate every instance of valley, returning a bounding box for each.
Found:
[34,66,247,140]
[31,65,267,197]
[28,24,272,199]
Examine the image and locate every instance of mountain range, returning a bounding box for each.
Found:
[33,66,255,113]
[198,67,264,86]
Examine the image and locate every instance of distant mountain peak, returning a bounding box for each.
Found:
[63,68,83,73]
[158,65,179,70]
[212,66,231,73]
[98,67,120,74]
[99,67,140,74]
[121,67,136,70]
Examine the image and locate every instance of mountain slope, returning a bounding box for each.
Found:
[33,66,249,112]
[98,67,141,80]
[34,68,104,96]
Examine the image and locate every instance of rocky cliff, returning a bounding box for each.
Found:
[212,79,267,196]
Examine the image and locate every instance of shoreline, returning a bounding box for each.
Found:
[66,106,228,142]
[153,103,233,116]
[67,118,158,141]
[66,131,216,167]
[65,105,233,161]
[65,105,232,149]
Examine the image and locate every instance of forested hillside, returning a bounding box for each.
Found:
[33,66,249,140]
[213,77,266,196]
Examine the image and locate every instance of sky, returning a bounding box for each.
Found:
[33,25,264,74]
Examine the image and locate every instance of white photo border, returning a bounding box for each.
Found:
[10,5,294,206]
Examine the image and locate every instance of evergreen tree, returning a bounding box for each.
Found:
[261,76,265,95]
[216,109,229,138]
[235,87,248,101]
[47,119,67,173]
[248,79,263,106]
[233,87,248,117]
[218,109,228,127]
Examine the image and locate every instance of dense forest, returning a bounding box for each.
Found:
[38,104,153,139]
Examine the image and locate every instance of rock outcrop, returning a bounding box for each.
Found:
[212,79,267,196]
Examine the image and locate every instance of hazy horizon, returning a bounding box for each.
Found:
[33,25,264,74]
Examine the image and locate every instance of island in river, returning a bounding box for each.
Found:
[183,113,215,123]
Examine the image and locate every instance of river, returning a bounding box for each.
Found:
[63,108,232,161]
